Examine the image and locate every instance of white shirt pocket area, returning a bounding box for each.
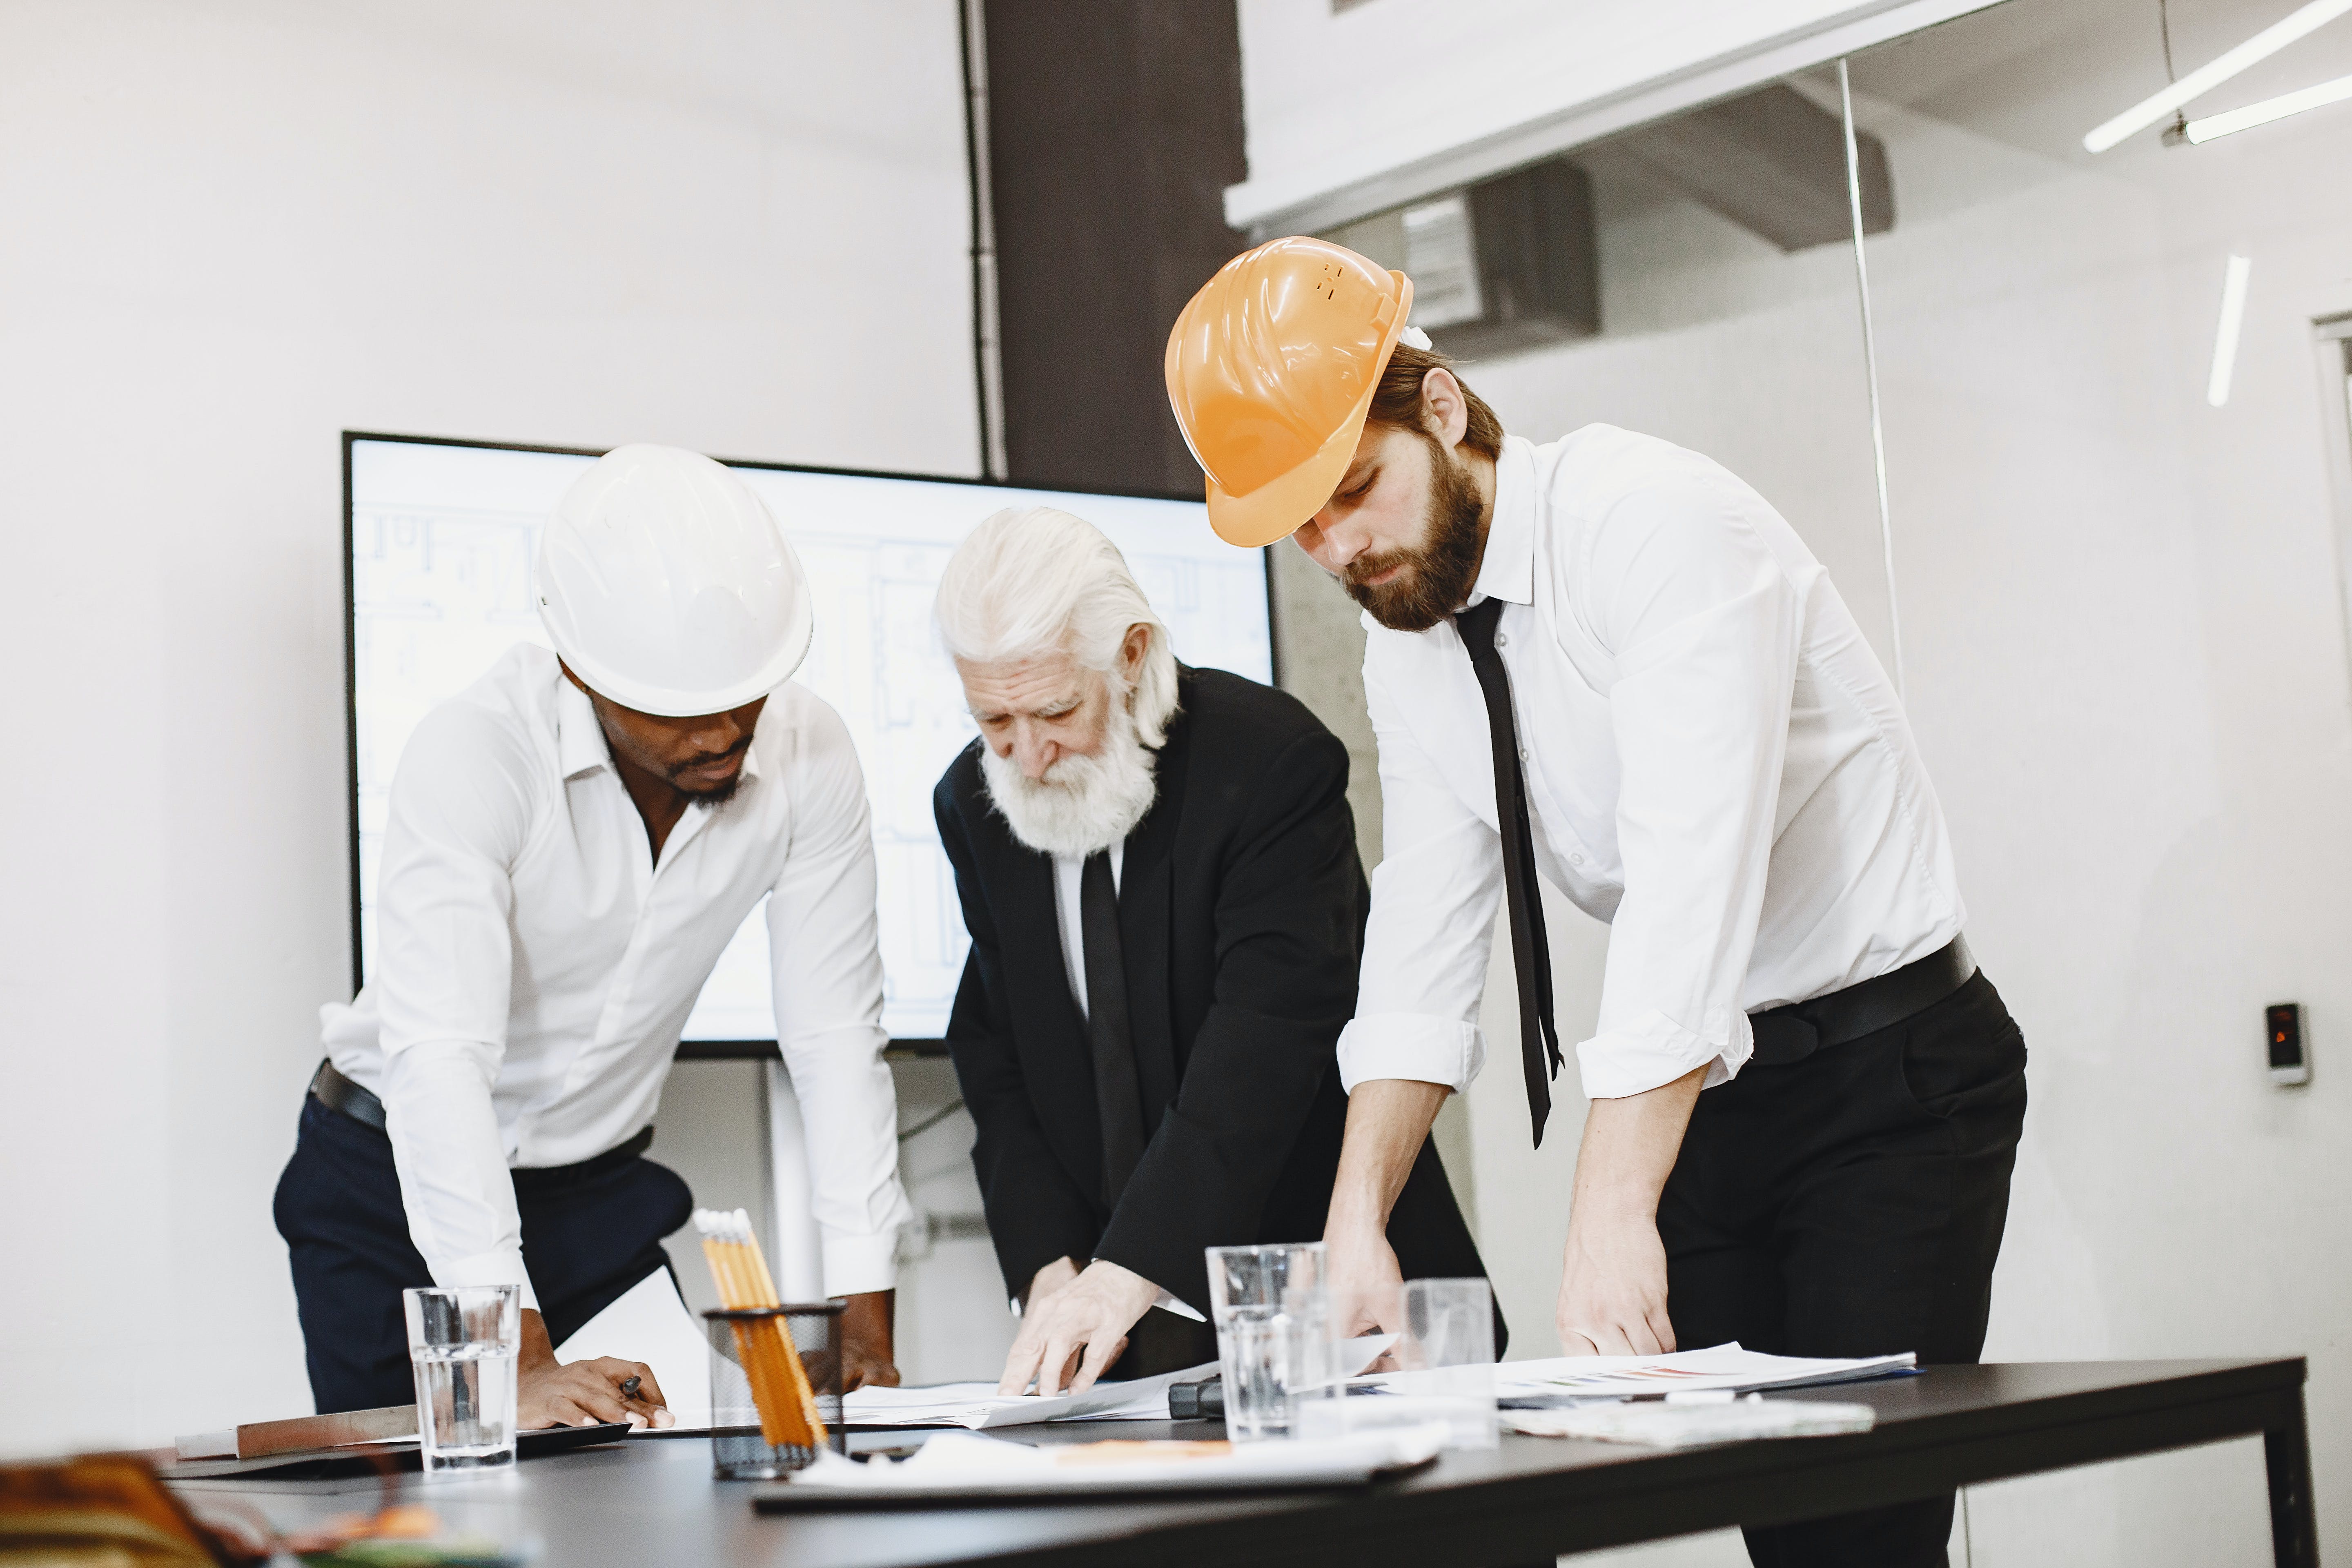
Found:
[1336,428,1964,1106]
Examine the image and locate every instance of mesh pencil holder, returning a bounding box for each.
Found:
[703,1303,848,1479]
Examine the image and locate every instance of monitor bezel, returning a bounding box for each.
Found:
[340,429,1283,1060]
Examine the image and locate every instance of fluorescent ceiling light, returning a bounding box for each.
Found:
[2208,255,2253,407]
[2185,70,2352,140]
[2082,0,2352,153]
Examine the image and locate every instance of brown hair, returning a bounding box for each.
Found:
[1366,343,1504,462]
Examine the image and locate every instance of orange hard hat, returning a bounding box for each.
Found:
[1165,237,1414,548]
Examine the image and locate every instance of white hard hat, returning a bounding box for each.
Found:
[537,445,815,717]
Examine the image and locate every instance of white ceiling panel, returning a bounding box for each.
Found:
[1228,0,2010,235]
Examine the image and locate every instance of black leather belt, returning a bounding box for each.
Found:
[307,1058,654,1185]
[1747,935,1976,1067]
[310,1057,388,1129]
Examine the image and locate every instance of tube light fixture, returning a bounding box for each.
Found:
[2207,255,2253,407]
[2184,70,2352,140]
[2082,0,2352,153]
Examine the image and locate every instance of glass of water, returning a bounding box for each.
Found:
[1299,1276,1497,1450]
[1206,1243,1333,1441]
[403,1285,521,1471]
[1204,1242,1326,1326]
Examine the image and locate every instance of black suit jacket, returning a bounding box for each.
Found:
[935,666,1494,1328]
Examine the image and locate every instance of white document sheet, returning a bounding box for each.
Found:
[844,1361,1221,1430]
[1378,1343,1913,1405]
[781,1422,1448,1494]
[552,1268,714,1429]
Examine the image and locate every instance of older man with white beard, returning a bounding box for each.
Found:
[931,506,1495,1394]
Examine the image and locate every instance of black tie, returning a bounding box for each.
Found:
[1080,851,1146,1206]
[1454,597,1564,1146]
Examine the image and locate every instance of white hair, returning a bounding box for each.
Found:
[933,506,1180,747]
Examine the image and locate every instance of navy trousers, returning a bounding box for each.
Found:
[1661,970,2029,1568]
[273,1095,693,1414]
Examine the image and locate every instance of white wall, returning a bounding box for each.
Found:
[1418,0,2352,1561]
[0,0,978,1454]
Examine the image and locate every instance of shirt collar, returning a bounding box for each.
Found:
[1466,435,1537,608]
[555,675,611,780]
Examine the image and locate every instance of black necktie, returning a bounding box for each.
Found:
[1080,851,1146,1206]
[1454,597,1564,1146]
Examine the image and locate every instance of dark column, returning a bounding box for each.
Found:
[982,0,1246,495]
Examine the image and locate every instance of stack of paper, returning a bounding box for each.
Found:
[1437,1343,1913,1407]
[842,1363,1218,1430]
[772,1423,1448,1499]
[1506,1397,1879,1447]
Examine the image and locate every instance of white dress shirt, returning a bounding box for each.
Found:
[1337,428,1964,1102]
[321,644,911,1309]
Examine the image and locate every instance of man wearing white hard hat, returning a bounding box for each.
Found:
[1167,241,2025,1567]
[276,445,911,1425]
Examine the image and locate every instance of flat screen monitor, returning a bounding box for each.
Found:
[343,433,1274,1043]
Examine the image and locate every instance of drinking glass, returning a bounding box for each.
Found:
[1296,1277,1497,1450]
[1205,1243,1334,1440]
[402,1285,521,1471]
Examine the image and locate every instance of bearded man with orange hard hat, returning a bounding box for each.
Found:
[1166,239,2027,1568]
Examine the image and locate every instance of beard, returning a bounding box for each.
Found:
[1339,433,1487,633]
[979,693,1159,858]
[671,737,749,808]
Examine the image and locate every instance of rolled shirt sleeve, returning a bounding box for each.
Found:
[1335,659,1499,1095]
[765,699,914,1297]
[1575,478,1804,1099]
[372,706,540,1307]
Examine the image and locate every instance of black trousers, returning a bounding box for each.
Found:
[273,1095,693,1414]
[1661,970,2027,1568]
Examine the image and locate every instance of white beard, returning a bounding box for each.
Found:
[979,697,1159,858]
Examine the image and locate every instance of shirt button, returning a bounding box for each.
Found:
[1495,631,1509,647]
[1518,746,1529,761]
[1570,853,1586,866]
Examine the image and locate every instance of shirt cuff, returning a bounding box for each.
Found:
[1151,1290,1207,1323]
[822,1229,900,1298]
[431,1247,540,1314]
[1336,1013,1486,1094]
[1575,1009,1753,1100]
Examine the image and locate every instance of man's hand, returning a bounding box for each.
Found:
[515,1308,672,1430]
[1552,1065,1706,1358]
[1323,1223,1406,1340]
[996,1259,1161,1396]
[1321,1079,1449,1339]
[1024,1255,1082,1314]
[835,1290,900,1392]
[1555,1208,1674,1356]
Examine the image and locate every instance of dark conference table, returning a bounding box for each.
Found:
[169,1358,2316,1566]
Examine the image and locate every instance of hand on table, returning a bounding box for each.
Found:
[1323,1223,1406,1342]
[835,1289,901,1391]
[1555,1208,1676,1357]
[516,1308,673,1430]
[997,1259,1160,1395]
